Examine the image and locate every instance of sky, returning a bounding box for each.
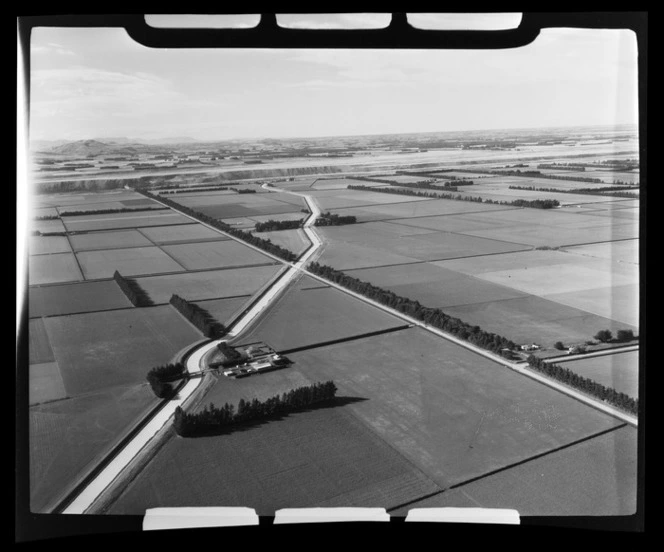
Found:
[27,17,640,142]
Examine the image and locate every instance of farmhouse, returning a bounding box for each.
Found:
[520,343,541,352]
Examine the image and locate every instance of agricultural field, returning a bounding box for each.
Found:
[29,253,83,285]
[41,306,202,396]
[137,223,229,245]
[29,280,132,318]
[234,285,407,352]
[306,188,432,211]
[161,240,275,271]
[106,401,441,516]
[68,229,153,252]
[311,177,385,190]
[29,318,55,364]
[30,361,67,405]
[76,246,185,279]
[289,328,625,488]
[56,201,163,214]
[172,192,303,219]
[391,425,637,516]
[62,211,192,232]
[558,351,639,398]
[32,218,67,234]
[29,235,72,255]
[192,296,253,327]
[34,190,156,209]
[135,264,284,304]
[253,229,310,257]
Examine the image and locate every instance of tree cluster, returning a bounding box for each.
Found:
[113,270,154,307]
[173,381,338,436]
[139,190,297,262]
[255,219,303,232]
[59,206,167,217]
[527,355,638,415]
[314,212,357,226]
[510,198,560,209]
[170,294,227,338]
[146,362,186,398]
[230,188,257,194]
[215,342,245,366]
[594,328,636,343]
[309,261,516,354]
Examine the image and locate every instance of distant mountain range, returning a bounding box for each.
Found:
[30,136,201,154]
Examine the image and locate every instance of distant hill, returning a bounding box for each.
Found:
[47,139,139,156]
[95,136,200,145]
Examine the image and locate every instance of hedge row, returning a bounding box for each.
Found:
[139,190,297,262]
[173,381,337,436]
[113,270,154,307]
[170,294,227,338]
[59,206,167,217]
[255,219,303,232]
[527,355,638,415]
[309,261,516,354]
[314,211,357,226]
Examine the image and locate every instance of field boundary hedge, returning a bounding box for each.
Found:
[59,206,168,216]
[527,355,638,415]
[113,270,154,307]
[170,294,227,338]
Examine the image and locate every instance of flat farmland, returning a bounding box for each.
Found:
[254,229,309,257]
[443,295,637,348]
[432,171,497,179]
[29,280,132,318]
[106,403,441,516]
[136,265,283,304]
[311,177,385,190]
[564,239,639,264]
[307,189,432,211]
[137,223,229,245]
[247,212,307,225]
[30,361,67,405]
[391,425,637,516]
[76,246,185,279]
[454,186,630,206]
[62,211,192,232]
[42,306,202,396]
[193,296,252,327]
[173,193,302,219]
[68,229,153,251]
[584,207,640,221]
[290,328,624,488]
[234,286,407,352]
[34,207,59,218]
[161,240,275,271]
[58,201,146,213]
[318,240,421,270]
[29,253,83,285]
[347,262,528,308]
[381,175,437,184]
[29,318,55,364]
[30,383,158,513]
[558,351,639,397]
[35,190,157,208]
[32,219,67,234]
[216,216,256,230]
[29,236,72,255]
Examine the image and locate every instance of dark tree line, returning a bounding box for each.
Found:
[159,185,236,195]
[113,270,154,307]
[527,355,638,415]
[508,185,638,199]
[34,215,60,220]
[170,294,227,338]
[309,261,516,354]
[173,381,338,436]
[59,206,167,217]
[538,163,586,171]
[147,362,186,398]
[314,212,357,226]
[255,219,303,232]
[215,342,245,366]
[347,185,559,209]
[230,187,257,194]
[139,190,297,262]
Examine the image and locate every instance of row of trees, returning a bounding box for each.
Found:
[537,163,586,171]
[314,212,357,226]
[527,355,638,415]
[59,206,167,217]
[347,185,558,209]
[140,190,298,262]
[159,185,236,195]
[146,362,186,398]
[508,185,638,199]
[594,329,636,343]
[309,261,516,354]
[113,270,154,307]
[215,342,245,366]
[34,215,60,221]
[170,294,227,338]
[173,381,338,436]
[255,219,303,232]
[230,187,257,194]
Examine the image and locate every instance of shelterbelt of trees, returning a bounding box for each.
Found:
[113,270,154,307]
[309,261,517,354]
[527,355,638,415]
[455,167,636,186]
[140,189,298,262]
[147,362,186,398]
[508,185,639,199]
[255,219,303,232]
[59,206,168,217]
[347,185,560,209]
[173,381,338,436]
[314,212,357,226]
[170,294,227,338]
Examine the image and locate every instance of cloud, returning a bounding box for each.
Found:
[31,42,76,57]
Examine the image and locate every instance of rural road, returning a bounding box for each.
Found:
[63,185,323,514]
[63,183,636,513]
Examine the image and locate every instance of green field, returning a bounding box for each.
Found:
[29,236,72,256]
[29,280,133,318]
[137,223,229,245]
[234,286,406,352]
[161,240,274,271]
[30,383,158,513]
[77,246,185,279]
[289,328,623,488]
[29,253,83,285]
[106,402,441,516]
[136,265,283,304]
[558,351,639,398]
[68,229,153,252]
[42,306,202,396]
[391,425,637,516]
